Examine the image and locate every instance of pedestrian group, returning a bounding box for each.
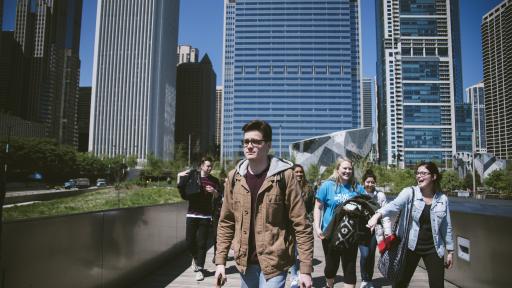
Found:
[177,119,454,288]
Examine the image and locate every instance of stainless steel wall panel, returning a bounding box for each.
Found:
[444,210,512,288]
[1,202,188,288]
[1,213,104,288]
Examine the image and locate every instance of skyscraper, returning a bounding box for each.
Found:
[77,87,91,152]
[376,0,463,167]
[177,44,199,65]
[175,54,216,161]
[362,77,375,129]
[89,0,180,162]
[222,0,362,161]
[466,82,486,153]
[481,0,511,160]
[13,0,83,147]
[216,86,223,146]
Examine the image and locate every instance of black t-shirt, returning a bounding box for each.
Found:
[415,203,436,255]
[246,165,269,264]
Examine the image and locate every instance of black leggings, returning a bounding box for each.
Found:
[395,249,445,288]
[186,217,211,269]
[321,239,358,284]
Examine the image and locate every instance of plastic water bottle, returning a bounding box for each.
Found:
[375,224,384,243]
[382,217,392,236]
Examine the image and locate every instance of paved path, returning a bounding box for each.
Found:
[133,236,458,288]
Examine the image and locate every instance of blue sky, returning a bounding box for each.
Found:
[2,0,504,89]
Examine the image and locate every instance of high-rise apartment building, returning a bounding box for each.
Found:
[481,0,511,160]
[376,0,463,167]
[13,0,83,147]
[222,0,362,161]
[177,45,199,65]
[175,54,216,161]
[89,0,180,162]
[216,86,223,146]
[466,82,486,153]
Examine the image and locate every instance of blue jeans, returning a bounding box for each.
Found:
[358,234,377,282]
[289,244,299,280]
[241,264,287,288]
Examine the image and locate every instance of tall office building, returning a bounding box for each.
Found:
[77,87,91,152]
[216,86,223,146]
[222,0,362,161]
[466,82,486,153]
[362,77,375,129]
[177,44,199,65]
[13,0,83,147]
[376,0,463,167]
[481,0,512,160]
[175,54,216,160]
[90,0,180,162]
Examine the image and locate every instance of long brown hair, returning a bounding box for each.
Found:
[293,164,313,198]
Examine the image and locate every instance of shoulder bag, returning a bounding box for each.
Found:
[377,187,415,282]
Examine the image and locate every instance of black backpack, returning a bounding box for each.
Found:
[177,169,202,200]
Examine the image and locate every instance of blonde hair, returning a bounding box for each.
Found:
[329,158,356,189]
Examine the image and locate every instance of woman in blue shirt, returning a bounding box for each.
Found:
[314,158,365,288]
[367,162,454,288]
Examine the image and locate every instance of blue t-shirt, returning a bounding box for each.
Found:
[316,180,366,232]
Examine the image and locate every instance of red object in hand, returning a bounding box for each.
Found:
[377,234,398,254]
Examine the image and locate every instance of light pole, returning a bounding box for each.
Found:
[188,134,192,168]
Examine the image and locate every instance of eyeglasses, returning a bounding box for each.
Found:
[241,138,265,147]
[416,171,431,176]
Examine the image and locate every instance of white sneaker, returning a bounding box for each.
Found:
[360,281,374,288]
[191,259,199,272]
[195,270,204,281]
[290,278,299,288]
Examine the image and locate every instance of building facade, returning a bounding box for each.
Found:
[376,0,463,167]
[177,44,199,65]
[89,0,180,162]
[221,0,362,162]
[481,0,511,160]
[466,82,486,153]
[175,54,216,161]
[77,87,91,152]
[13,0,83,147]
[215,86,223,146]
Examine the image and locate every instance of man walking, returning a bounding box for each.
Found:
[214,120,314,288]
[177,156,221,281]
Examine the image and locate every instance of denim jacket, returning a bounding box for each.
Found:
[378,186,454,258]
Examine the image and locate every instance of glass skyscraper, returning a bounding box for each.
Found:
[221,0,362,161]
[466,82,486,153]
[376,0,463,167]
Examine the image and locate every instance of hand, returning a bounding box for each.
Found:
[367,212,382,230]
[214,265,227,287]
[299,273,313,288]
[445,252,453,269]
[205,185,216,193]
[177,170,190,177]
[314,226,325,240]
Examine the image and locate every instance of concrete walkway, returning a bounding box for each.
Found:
[133,235,458,288]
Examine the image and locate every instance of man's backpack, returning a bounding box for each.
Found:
[177,169,202,200]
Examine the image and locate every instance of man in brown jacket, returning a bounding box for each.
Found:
[214,120,313,288]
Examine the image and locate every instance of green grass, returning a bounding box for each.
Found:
[3,185,183,221]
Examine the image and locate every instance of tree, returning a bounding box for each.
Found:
[463,173,481,190]
[484,170,511,194]
[441,170,463,193]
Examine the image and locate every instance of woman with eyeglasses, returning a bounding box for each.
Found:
[367,162,454,288]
